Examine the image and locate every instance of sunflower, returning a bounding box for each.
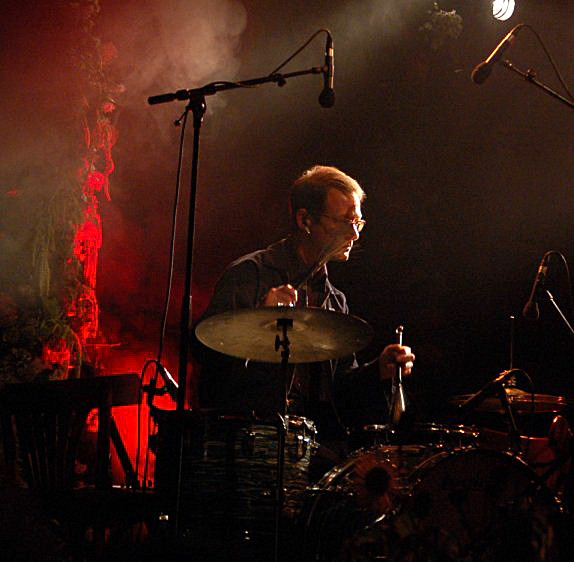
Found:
[351,452,397,514]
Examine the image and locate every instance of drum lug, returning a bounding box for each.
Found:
[241,430,256,456]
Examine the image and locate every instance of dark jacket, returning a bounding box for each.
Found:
[196,237,384,436]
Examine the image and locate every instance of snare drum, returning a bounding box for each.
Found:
[301,446,562,561]
[254,414,318,518]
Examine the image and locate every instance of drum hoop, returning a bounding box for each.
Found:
[408,446,554,493]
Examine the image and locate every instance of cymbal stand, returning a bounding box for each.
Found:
[494,381,522,454]
[389,325,407,426]
[273,317,291,562]
[506,315,518,388]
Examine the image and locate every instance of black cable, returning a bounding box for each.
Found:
[156,108,189,370]
[268,28,330,76]
[523,24,574,101]
[538,250,574,323]
[138,108,190,490]
[553,251,574,321]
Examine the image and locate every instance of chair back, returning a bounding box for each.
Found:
[0,375,139,491]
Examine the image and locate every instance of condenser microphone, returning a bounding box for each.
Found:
[471,24,523,84]
[522,254,550,321]
[158,364,179,402]
[319,33,335,108]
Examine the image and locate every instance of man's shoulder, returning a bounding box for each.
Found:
[227,248,266,270]
[226,238,290,273]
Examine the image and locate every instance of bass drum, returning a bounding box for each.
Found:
[301,446,563,561]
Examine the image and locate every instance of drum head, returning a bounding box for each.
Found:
[389,448,560,560]
[301,447,563,561]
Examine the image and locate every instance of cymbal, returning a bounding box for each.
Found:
[195,306,373,364]
[451,387,573,415]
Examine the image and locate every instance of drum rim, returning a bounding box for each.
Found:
[362,421,481,436]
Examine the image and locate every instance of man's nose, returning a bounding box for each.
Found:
[350,222,360,240]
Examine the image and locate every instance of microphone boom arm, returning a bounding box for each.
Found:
[148,66,324,106]
[502,60,574,111]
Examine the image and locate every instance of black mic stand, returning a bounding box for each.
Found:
[148,63,323,556]
[501,60,574,110]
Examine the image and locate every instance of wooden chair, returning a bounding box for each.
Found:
[0,374,157,560]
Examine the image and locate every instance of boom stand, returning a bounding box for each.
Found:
[148,63,323,553]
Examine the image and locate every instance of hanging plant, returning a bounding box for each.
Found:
[420,2,463,51]
[1,0,120,383]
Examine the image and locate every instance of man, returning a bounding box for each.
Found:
[197,165,414,455]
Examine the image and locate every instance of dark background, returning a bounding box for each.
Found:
[2,1,574,418]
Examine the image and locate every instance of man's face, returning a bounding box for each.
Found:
[310,188,363,262]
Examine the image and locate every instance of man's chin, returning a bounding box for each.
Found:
[332,251,351,262]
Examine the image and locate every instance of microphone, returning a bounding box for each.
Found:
[471,24,523,84]
[522,254,550,321]
[319,33,335,108]
[145,363,179,405]
[458,370,513,412]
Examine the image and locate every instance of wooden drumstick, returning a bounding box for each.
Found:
[395,325,404,383]
[390,325,407,425]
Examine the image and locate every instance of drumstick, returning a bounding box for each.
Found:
[390,325,406,424]
[395,325,404,384]
[293,259,326,291]
[292,232,349,290]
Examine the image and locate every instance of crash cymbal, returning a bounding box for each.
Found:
[451,387,573,415]
[195,306,373,364]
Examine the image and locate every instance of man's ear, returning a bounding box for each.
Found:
[296,208,312,234]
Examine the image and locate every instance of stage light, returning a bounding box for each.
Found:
[493,0,515,21]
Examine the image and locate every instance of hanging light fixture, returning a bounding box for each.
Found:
[492,0,515,21]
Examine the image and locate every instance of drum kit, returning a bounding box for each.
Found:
[178,306,574,560]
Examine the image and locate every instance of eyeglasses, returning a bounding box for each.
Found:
[320,214,366,232]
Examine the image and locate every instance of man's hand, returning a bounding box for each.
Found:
[263,284,298,307]
[379,344,415,381]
